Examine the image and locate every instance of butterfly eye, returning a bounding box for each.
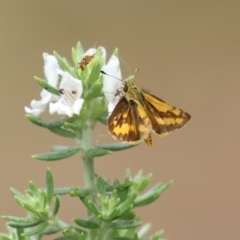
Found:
[123,84,128,93]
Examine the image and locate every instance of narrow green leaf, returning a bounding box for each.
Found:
[109,194,137,220]
[105,181,134,192]
[64,119,83,130]
[117,227,140,239]
[87,200,102,216]
[16,228,25,240]
[86,147,111,158]
[10,188,26,200]
[36,210,48,220]
[116,186,129,204]
[42,191,48,208]
[8,219,43,228]
[32,146,82,161]
[96,142,141,152]
[14,196,25,208]
[134,170,143,181]
[115,205,133,221]
[96,176,107,195]
[113,48,119,57]
[85,81,103,100]
[22,222,48,236]
[49,127,76,139]
[72,42,84,67]
[134,181,173,207]
[111,220,142,229]
[0,234,11,240]
[80,198,101,216]
[2,216,37,223]
[28,181,39,196]
[73,218,100,229]
[21,201,38,213]
[133,233,139,240]
[42,225,62,235]
[55,237,79,240]
[70,188,91,198]
[53,195,60,216]
[125,169,132,180]
[46,168,54,204]
[89,97,106,121]
[26,115,68,128]
[119,211,136,221]
[53,187,82,196]
[53,51,71,72]
[34,76,60,96]
[62,227,86,240]
[138,223,151,238]
[137,173,152,193]
[87,63,104,87]
[106,206,119,221]
[150,230,164,240]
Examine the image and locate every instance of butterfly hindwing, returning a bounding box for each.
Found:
[108,97,151,143]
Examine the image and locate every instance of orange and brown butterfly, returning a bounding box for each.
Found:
[101,70,191,147]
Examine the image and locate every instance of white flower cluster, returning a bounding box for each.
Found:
[25,48,122,118]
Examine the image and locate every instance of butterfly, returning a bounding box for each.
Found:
[103,72,191,147]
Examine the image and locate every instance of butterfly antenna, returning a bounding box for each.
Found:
[100,71,122,82]
[118,55,132,73]
[133,68,139,81]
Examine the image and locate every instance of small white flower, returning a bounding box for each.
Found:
[49,72,84,117]
[25,53,62,116]
[102,55,122,113]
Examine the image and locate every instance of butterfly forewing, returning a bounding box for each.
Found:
[143,92,191,135]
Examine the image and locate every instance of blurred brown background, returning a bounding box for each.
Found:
[0,1,239,239]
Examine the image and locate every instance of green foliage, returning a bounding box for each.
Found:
[2,169,64,238]
[1,42,171,240]
[2,169,169,239]
[32,146,82,161]
[34,76,60,96]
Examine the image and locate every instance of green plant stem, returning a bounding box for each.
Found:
[97,222,112,240]
[82,155,95,193]
[80,124,95,191]
[78,124,96,240]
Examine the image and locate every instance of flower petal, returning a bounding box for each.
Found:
[24,99,47,116]
[102,55,122,104]
[73,99,84,115]
[49,72,84,117]
[25,54,63,116]
[43,53,62,86]
[60,72,83,98]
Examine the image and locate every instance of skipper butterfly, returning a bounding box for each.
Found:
[102,71,191,146]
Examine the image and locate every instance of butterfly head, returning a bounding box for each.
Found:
[121,75,142,102]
